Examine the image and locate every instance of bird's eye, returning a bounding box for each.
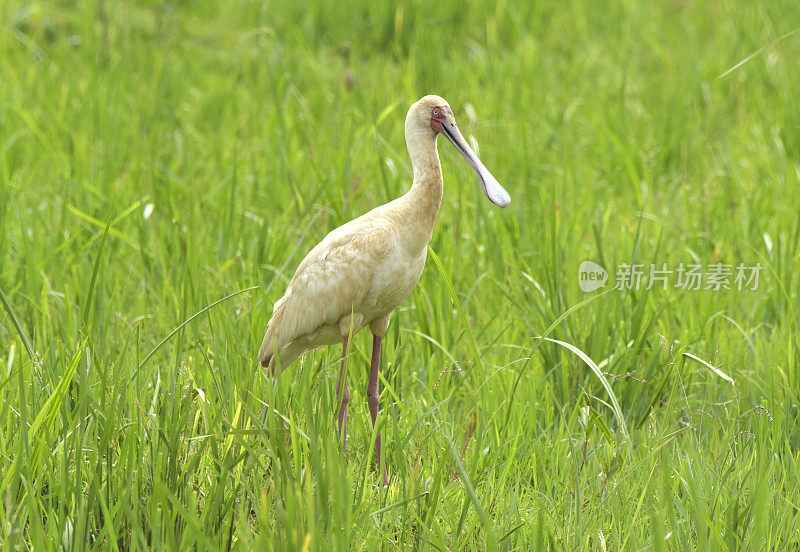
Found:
[432,109,439,116]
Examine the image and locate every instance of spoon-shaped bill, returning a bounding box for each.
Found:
[441,121,511,208]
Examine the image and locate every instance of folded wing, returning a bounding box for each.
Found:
[259,220,393,370]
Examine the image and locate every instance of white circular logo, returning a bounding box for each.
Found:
[578,261,608,292]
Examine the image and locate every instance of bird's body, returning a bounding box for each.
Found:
[259,100,447,371]
[258,95,510,484]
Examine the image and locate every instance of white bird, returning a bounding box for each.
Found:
[258,95,510,484]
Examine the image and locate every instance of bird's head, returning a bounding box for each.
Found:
[405,95,511,208]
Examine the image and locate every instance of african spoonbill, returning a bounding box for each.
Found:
[258,95,511,484]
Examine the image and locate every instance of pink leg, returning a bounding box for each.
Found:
[368,335,389,485]
[336,336,350,453]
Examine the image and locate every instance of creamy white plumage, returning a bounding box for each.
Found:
[258,95,510,484]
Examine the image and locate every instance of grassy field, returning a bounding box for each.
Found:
[1,0,799,549]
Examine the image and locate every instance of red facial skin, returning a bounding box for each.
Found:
[429,105,452,133]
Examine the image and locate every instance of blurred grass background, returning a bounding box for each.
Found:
[1,0,799,549]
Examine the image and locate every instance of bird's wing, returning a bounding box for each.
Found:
[289,218,368,282]
[289,201,396,279]
[267,220,394,346]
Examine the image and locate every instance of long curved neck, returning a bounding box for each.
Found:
[401,127,443,236]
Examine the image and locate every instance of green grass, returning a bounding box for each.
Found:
[1,0,799,549]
